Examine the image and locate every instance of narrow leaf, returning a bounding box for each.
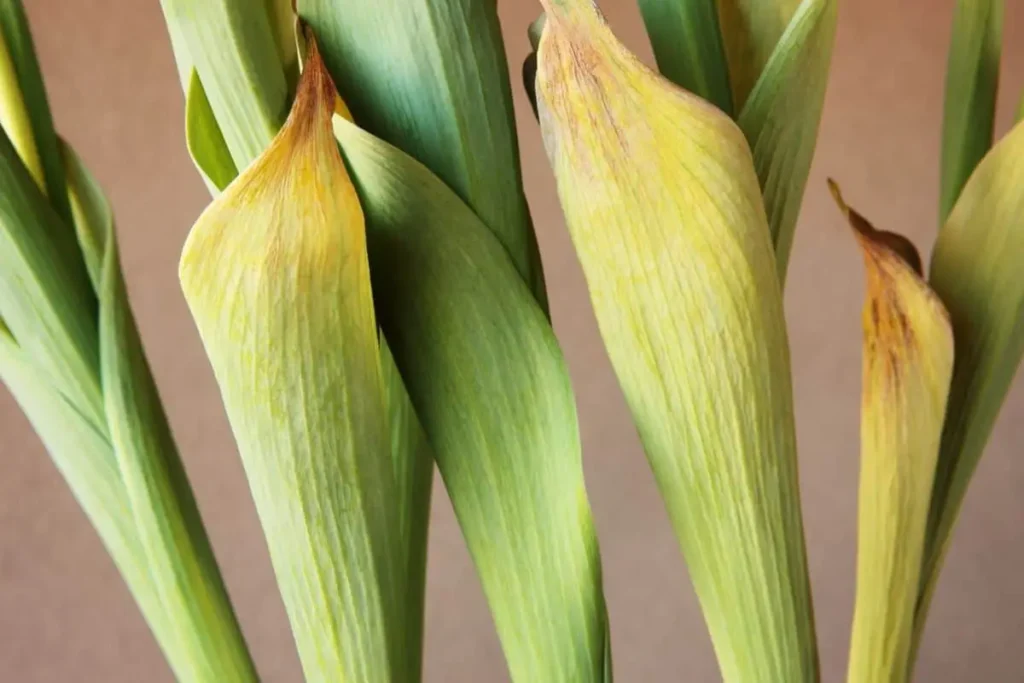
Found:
[830,182,953,683]
[0,0,71,223]
[179,40,402,683]
[914,119,1024,647]
[716,0,802,110]
[185,70,238,194]
[61,139,109,290]
[939,0,1002,225]
[536,3,817,681]
[637,0,733,115]
[738,0,837,280]
[335,113,611,682]
[300,0,547,306]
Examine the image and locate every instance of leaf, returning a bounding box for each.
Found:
[185,70,238,194]
[939,0,1002,225]
[61,138,110,291]
[913,119,1024,648]
[159,0,288,168]
[0,0,71,223]
[738,0,837,280]
[535,3,817,681]
[0,125,100,426]
[522,14,546,119]
[335,112,610,682]
[829,181,953,683]
[300,0,547,306]
[637,0,733,115]
[179,40,403,683]
[716,0,803,110]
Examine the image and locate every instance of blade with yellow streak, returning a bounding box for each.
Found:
[536,2,817,680]
[829,181,953,683]
[179,37,403,683]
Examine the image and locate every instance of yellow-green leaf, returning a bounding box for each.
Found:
[830,182,953,683]
[0,0,71,223]
[536,3,816,681]
[738,0,837,279]
[914,118,1024,650]
[335,112,610,682]
[637,0,733,114]
[939,0,1002,225]
[179,41,402,683]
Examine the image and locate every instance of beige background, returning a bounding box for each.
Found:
[1,0,1022,680]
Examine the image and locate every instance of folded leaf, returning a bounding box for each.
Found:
[830,182,953,683]
[717,0,802,109]
[914,118,1024,650]
[939,0,1002,225]
[335,112,610,682]
[180,39,403,682]
[536,3,817,680]
[0,0,70,222]
[300,0,547,306]
[738,0,836,279]
[637,0,733,114]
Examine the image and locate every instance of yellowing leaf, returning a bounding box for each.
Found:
[939,0,1002,224]
[180,38,402,683]
[536,3,817,680]
[829,182,953,683]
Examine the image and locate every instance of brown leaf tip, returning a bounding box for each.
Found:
[283,26,338,138]
[828,178,923,276]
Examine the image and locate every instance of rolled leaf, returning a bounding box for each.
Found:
[716,0,802,109]
[915,119,1024,645]
[637,0,733,114]
[300,0,547,305]
[536,3,817,681]
[738,0,836,279]
[830,182,953,683]
[335,113,610,682]
[939,0,1002,225]
[179,40,403,682]
[185,70,237,194]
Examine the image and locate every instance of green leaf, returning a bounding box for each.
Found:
[95,198,256,682]
[913,118,1024,655]
[716,0,803,110]
[179,49,403,682]
[159,0,288,169]
[300,0,547,307]
[0,0,71,224]
[185,70,238,194]
[0,125,99,426]
[939,0,1002,225]
[335,113,611,682]
[637,0,734,115]
[737,0,837,280]
[536,4,817,681]
[830,183,953,683]
[61,139,109,291]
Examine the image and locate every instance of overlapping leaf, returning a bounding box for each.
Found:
[536,2,817,680]
[335,113,610,683]
[831,183,953,683]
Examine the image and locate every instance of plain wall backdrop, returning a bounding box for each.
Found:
[1,0,1022,680]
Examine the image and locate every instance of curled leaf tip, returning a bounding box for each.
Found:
[829,178,923,276]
